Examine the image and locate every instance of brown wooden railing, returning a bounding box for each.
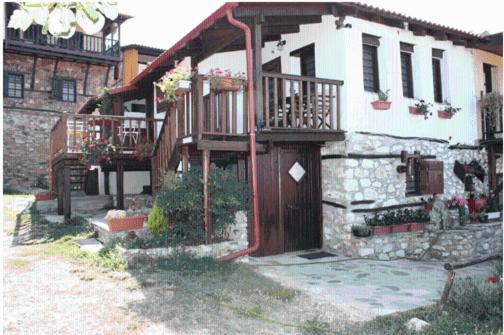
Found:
[262,72,343,130]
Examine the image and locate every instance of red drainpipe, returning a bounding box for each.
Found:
[219,9,260,261]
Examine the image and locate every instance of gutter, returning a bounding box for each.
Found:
[219,8,261,261]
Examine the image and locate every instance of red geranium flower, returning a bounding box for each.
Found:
[486,277,497,283]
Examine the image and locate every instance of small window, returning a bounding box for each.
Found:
[52,78,76,102]
[432,49,443,103]
[131,103,146,113]
[362,35,380,92]
[483,63,493,93]
[401,52,414,98]
[406,159,420,196]
[419,160,444,194]
[4,72,24,98]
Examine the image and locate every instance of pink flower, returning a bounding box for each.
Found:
[456,198,467,206]
[486,277,497,284]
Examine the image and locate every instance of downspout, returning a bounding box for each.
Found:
[219,9,260,261]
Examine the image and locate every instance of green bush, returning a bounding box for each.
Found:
[154,167,249,245]
[364,208,430,226]
[147,203,168,235]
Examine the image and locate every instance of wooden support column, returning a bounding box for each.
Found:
[57,170,63,215]
[202,150,211,244]
[181,146,190,173]
[63,165,71,220]
[488,145,497,192]
[252,15,264,126]
[104,171,110,195]
[116,162,124,209]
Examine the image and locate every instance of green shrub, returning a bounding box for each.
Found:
[154,167,249,245]
[147,203,168,235]
[351,225,371,237]
[364,208,430,226]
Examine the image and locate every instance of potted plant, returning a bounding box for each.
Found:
[364,208,429,235]
[79,134,116,167]
[438,101,461,119]
[105,210,145,231]
[371,89,391,110]
[34,192,56,201]
[156,68,193,103]
[206,68,246,92]
[409,99,433,119]
[446,197,470,225]
[130,142,155,162]
[351,225,372,238]
[481,92,503,136]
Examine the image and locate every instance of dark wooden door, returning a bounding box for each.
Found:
[253,144,321,256]
[280,145,321,252]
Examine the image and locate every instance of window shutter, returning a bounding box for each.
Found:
[52,78,62,99]
[419,160,444,194]
[432,48,444,59]
[362,34,380,47]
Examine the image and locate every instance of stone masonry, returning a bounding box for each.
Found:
[321,132,500,260]
[3,52,119,189]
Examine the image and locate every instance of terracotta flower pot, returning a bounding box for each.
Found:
[437,110,453,119]
[371,225,392,235]
[35,193,56,201]
[107,216,145,231]
[409,222,426,232]
[371,100,392,110]
[211,77,241,92]
[391,224,410,233]
[409,106,422,115]
[424,203,433,211]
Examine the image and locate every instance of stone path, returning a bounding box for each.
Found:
[250,251,496,321]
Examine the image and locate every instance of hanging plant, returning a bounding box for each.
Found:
[438,100,461,119]
[97,87,113,115]
[156,68,193,103]
[206,68,246,92]
[130,142,155,162]
[482,92,503,131]
[79,134,116,166]
[409,99,433,119]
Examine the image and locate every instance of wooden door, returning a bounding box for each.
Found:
[280,145,321,252]
[253,144,321,256]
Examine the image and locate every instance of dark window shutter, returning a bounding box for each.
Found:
[401,52,414,98]
[432,58,442,103]
[400,42,414,53]
[52,78,62,99]
[363,44,379,92]
[419,160,444,194]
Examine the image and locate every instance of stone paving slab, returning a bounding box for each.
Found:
[250,250,497,321]
[74,238,104,253]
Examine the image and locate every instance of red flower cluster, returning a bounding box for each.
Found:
[130,142,154,162]
[486,277,497,284]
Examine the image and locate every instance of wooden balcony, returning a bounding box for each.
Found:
[481,104,503,143]
[4,25,120,63]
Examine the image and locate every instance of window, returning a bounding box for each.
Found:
[483,63,494,93]
[406,159,420,196]
[4,72,24,98]
[131,103,146,113]
[432,49,444,103]
[52,78,76,102]
[400,43,414,98]
[406,159,444,195]
[362,34,380,92]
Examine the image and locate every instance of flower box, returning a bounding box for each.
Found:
[409,222,426,232]
[371,100,391,110]
[391,223,410,233]
[424,203,433,211]
[409,106,422,115]
[371,225,392,235]
[211,77,241,92]
[175,80,191,96]
[468,197,487,213]
[35,193,56,201]
[486,211,501,221]
[107,216,145,231]
[437,110,453,119]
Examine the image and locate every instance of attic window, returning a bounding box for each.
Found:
[362,34,380,93]
[400,43,414,98]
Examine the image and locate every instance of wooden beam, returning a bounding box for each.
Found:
[104,171,110,195]
[409,24,426,36]
[197,140,266,152]
[116,162,124,209]
[181,146,189,173]
[104,65,111,87]
[63,165,71,220]
[252,15,264,125]
[83,62,90,95]
[202,149,211,244]
[30,56,37,90]
[57,169,64,215]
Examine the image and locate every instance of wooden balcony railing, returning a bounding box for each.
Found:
[262,72,343,130]
[480,95,503,141]
[49,113,164,158]
[5,25,120,59]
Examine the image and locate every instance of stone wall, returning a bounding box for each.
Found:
[322,132,492,259]
[3,52,118,189]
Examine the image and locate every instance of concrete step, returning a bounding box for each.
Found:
[36,195,113,214]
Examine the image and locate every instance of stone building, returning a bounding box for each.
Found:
[2,4,164,189]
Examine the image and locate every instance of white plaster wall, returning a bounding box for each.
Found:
[98,170,150,195]
[197,16,502,145]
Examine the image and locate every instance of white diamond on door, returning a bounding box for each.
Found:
[288,161,306,183]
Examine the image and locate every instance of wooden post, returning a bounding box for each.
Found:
[488,145,496,192]
[202,149,211,244]
[104,171,110,195]
[181,146,190,173]
[57,169,63,215]
[252,15,264,126]
[439,268,455,310]
[63,165,71,220]
[116,162,124,210]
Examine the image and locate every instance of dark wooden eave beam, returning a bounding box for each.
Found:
[235,5,331,17]
[409,24,426,36]
[197,140,266,153]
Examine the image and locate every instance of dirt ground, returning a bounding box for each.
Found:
[2,195,355,335]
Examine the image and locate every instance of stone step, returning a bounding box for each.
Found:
[36,195,113,214]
